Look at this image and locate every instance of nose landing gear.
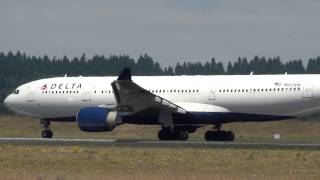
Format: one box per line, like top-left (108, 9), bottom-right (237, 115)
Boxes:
top-left (40, 119), bottom-right (53, 138)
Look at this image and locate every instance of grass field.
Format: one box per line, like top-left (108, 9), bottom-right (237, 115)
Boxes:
top-left (1, 115), bottom-right (320, 179)
top-left (0, 145), bottom-right (320, 180)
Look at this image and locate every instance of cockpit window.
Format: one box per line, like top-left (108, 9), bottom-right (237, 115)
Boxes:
top-left (12, 89), bottom-right (20, 94)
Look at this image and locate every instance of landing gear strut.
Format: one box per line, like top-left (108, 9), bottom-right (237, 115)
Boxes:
top-left (158, 128), bottom-right (189, 141)
top-left (40, 119), bottom-right (53, 138)
top-left (204, 124), bottom-right (235, 141)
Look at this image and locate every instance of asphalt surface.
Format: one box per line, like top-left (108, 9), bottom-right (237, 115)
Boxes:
top-left (0, 137), bottom-right (320, 150)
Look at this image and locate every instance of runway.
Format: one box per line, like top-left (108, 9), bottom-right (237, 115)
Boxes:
top-left (0, 137), bottom-right (320, 150)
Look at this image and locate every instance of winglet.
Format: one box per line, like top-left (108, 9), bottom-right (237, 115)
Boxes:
top-left (117, 68), bottom-right (131, 80)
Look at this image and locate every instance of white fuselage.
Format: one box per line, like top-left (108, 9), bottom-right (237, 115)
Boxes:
top-left (4, 74), bottom-right (320, 121)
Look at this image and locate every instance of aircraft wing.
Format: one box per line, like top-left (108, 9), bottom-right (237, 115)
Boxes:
top-left (111, 68), bottom-right (187, 128)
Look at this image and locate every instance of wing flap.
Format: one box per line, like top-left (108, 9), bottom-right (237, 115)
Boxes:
top-left (173, 102), bottom-right (230, 113)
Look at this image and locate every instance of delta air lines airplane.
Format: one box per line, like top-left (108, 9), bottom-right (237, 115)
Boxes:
top-left (3, 68), bottom-right (320, 141)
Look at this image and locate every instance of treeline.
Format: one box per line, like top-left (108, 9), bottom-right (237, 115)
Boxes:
top-left (1, 51), bottom-right (320, 114)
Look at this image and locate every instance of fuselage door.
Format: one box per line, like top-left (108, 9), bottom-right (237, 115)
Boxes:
top-left (302, 83), bottom-right (313, 98)
top-left (209, 90), bottom-right (216, 100)
top-left (26, 87), bottom-right (35, 102)
top-left (82, 90), bottom-right (91, 102)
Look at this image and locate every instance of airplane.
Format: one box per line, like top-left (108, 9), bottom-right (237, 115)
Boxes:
top-left (3, 68), bottom-right (320, 141)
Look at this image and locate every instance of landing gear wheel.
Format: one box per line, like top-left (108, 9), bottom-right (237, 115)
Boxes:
top-left (41, 130), bottom-right (53, 138)
top-left (158, 128), bottom-right (189, 141)
top-left (226, 131), bottom-right (235, 141)
top-left (40, 119), bottom-right (53, 138)
top-left (158, 128), bottom-right (171, 140)
top-left (174, 130), bottom-right (189, 141)
top-left (204, 130), bottom-right (235, 141)
top-left (205, 130), bottom-right (215, 141)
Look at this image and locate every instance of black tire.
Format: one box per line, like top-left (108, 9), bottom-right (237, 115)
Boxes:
top-left (215, 131), bottom-right (225, 141)
top-left (205, 130), bottom-right (214, 141)
top-left (205, 130), bottom-right (235, 141)
top-left (42, 130), bottom-right (53, 138)
top-left (47, 130), bottom-right (53, 138)
top-left (41, 130), bottom-right (48, 138)
top-left (226, 131), bottom-right (235, 141)
top-left (175, 131), bottom-right (189, 141)
top-left (158, 129), bottom-right (171, 140)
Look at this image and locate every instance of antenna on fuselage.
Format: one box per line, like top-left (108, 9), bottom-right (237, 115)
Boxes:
top-left (250, 71), bottom-right (254, 75)
top-left (64, 74), bottom-right (68, 77)
top-left (284, 72), bottom-right (288, 75)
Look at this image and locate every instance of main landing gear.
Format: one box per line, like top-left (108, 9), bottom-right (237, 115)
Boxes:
top-left (204, 124), bottom-right (235, 141)
top-left (158, 128), bottom-right (189, 141)
top-left (40, 119), bottom-right (53, 138)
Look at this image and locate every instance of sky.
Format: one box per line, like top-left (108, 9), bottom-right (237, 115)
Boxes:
top-left (1, 0), bottom-right (320, 66)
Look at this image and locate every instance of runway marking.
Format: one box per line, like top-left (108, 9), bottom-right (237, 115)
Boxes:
top-left (0, 137), bottom-right (319, 150)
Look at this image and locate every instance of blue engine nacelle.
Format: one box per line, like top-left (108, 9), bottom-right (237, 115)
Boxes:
top-left (76, 107), bottom-right (120, 132)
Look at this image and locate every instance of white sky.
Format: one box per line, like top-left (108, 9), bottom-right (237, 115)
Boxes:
top-left (1, 0), bottom-right (320, 66)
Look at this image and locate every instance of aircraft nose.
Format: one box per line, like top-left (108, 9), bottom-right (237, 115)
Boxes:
top-left (4, 96), bottom-right (9, 106)
top-left (3, 95), bottom-right (13, 109)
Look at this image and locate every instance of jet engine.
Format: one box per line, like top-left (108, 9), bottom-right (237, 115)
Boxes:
top-left (76, 107), bottom-right (120, 132)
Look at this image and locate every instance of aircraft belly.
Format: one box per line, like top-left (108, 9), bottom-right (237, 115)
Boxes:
top-left (215, 97), bottom-right (319, 116)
